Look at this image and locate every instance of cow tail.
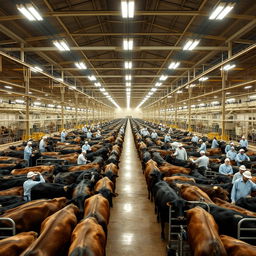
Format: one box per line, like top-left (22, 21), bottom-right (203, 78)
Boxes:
top-left (211, 240), bottom-right (227, 256)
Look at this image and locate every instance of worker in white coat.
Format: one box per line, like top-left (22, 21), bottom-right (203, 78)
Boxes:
top-left (77, 151), bottom-right (88, 165)
top-left (173, 143), bottom-right (187, 161)
top-left (190, 151), bottom-right (209, 170)
top-left (39, 136), bottom-right (47, 153)
top-left (24, 141), bottom-right (33, 167)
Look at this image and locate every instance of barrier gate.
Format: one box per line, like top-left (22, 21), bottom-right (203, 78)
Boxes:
top-left (0, 217), bottom-right (16, 239)
top-left (237, 218), bottom-right (256, 244)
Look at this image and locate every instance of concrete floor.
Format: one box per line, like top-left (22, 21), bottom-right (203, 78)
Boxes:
top-left (106, 120), bottom-right (166, 255)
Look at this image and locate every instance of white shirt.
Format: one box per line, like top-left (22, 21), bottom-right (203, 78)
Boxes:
top-left (232, 172), bottom-right (243, 184)
top-left (23, 174), bottom-right (45, 201)
top-left (173, 148), bottom-right (187, 161)
top-left (77, 154), bottom-right (87, 165)
top-left (192, 155), bottom-right (209, 168)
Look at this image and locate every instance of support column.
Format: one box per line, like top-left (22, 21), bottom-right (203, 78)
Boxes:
top-left (24, 68), bottom-right (30, 139)
top-left (175, 94), bottom-right (178, 127)
top-left (158, 102), bottom-right (161, 124)
top-left (60, 87), bottom-right (65, 130)
top-left (188, 88), bottom-right (192, 131)
top-left (75, 93), bottom-right (78, 127)
top-left (221, 70), bottom-right (227, 139)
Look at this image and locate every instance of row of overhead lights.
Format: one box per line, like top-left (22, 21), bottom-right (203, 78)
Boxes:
top-left (17, 3), bottom-right (119, 109)
top-left (136, 1), bottom-right (236, 109)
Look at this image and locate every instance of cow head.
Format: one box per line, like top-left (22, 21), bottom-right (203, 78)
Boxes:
top-left (167, 199), bottom-right (187, 220)
top-left (104, 171), bottom-right (119, 182)
top-left (97, 188), bottom-right (117, 207)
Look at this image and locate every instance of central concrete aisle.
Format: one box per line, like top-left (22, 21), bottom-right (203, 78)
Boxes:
top-left (106, 120), bottom-right (166, 255)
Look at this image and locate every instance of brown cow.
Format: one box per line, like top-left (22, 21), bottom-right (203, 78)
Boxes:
top-left (21, 204), bottom-right (79, 256)
top-left (68, 163), bottom-right (100, 172)
top-left (0, 156), bottom-right (25, 164)
top-left (163, 176), bottom-right (195, 184)
top-left (0, 163), bottom-right (16, 169)
top-left (68, 217), bottom-right (106, 256)
top-left (187, 207), bottom-right (227, 256)
top-left (11, 165), bottom-right (55, 175)
top-left (0, 231), bottom-right (38, 256)
top-left (206, 148), bottom-right (222, 156)
top-left (159, 162), bottom-right (191, 176)
top-left (220, 235), bottom-right (256, 256)
top-left (84, 194), bottom-right (110, 234)
top-left (95, 177), bottom-right (116, 207)
top-left (195, 184), bottom-right (229, 201)
top-left (0, 197), bottom-right (67, 232)
top-left (177, 184), bottom-right (214, 204)
top-left (213, 197), bottom-right (256, 217)
top-left (41, 152), bottom-right (60, 156)
top-left (0, 186), bottom-right (23, 196)
top-left (112, 145), bottom-right (121, 156)
top-left (104, 163), bottom-right (118, 189)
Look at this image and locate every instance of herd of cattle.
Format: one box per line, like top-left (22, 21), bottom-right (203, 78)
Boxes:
top-left (0, 119), bottom-right (126, 256)
top-left (131, 118), bottom-right (256, 256)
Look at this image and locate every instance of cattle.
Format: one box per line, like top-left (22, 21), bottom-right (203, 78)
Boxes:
top-left (236, 197), bottom-right (256, 212)
top-left (187, 207), bottom-right (227, 256)
top-left (213, 197), bottom-right (256, 217)
top-left (163, 176), bottom-right (195, 184)
top-left (177, 184), bottom-right (214, 203)
top-left (11, 165), bottom-right (55, 175)
top-left (206, 148), bottom-right (222, 156)
top-left (53, 171), bottom-right (83, 185)
top-left (0, 197), bottom-right (67, 232)
top-left (159, 162), bottom-right (191, 176)
top-left (20, 204), bottom-right (79, 256)
top-left (95, 177), bottom-right (116, 207)
top-left (68, 163), bottom-right (100, 172)
top-left (103, 163), bottom-right (119, 188)
top-left (41, 152), bottom-right (60, 156)
top-left (106, 153), bottom-right (119, 166)
top-left (0, 163), bottom-right (16, 170)
top-left (220, 235), bottom-right (256, 256)
top-left (154, 181), bottom-right (187, 240)
top-left (68, 217), bottom-right (106, 256)
top-left (0, 175), bottom-right (27, 190)
top-left (31, 183), bottom-right (76, 200)
top-left (0, 231), bottom-right (38, 256)
top-left (0, 195), bottom-right (23, 206)
top-left (0, 186), bottom-right (23, 196)
top-left (195, 184), bottom-right (229, 201)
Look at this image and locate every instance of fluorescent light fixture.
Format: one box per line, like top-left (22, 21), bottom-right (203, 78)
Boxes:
top-left (159, 75), bottom-right (168, 81)
top-left (249, 95), bottom-right (256, 99)
top-left (226, 98), bottom-right (235, 102)
top-left (124, 61), bottom-right (132, 69)
top-left (100, 88), bottom-right (105, 92)
top-left (57, 105), bottom-right (61, 108)
top-left (15, 99), bottom-right (25, 104)
top-left (155, 82), bottom-right (162, 87)
top-left (48, 104), bottom-right (55, 108)
top-left (244, 85), bottom-right (252, 89)
top-left (211, 101), bottom-right (219, 105)
top-left (126, 82), bottom-right (131, 87)
top-left (125, 75), bottom-right (132, 81)
top-left (34, 101), bottom-right (41, 106)
top-left (88, 75), bottom-right (96, 81)
top-left (126, 88), bottom-right (131, 92)
top-left (17, 4), bottom-right (43, 21)
top-left (103, 92), bottom-right (108, 95)
top-left (123, 38), bottom-right (133, 50)
top-left (226, 92), bottom-right (231, 95)
top-left (209, 2), bottom-right (235, 20)
top-left (167, 95), bottom-right (173, 98)
top-left (31, 66), bottom-right (43, 72)
top-left (151, 88), bottom-right (157, 92)
top-left (94, 82), bottom-right (101, 87)
top-left (4, 86), bottom-right (13, 89)
top-left (199, 77), bottom-right (208, 81)
top-left (75, 62), bottom-right (87, 69)
top-left (57, 78), bottom-right (63, 82)
top-left (168, 62), bottom-right (180, 69)
top-left (148, 92), bottom-right (153, 96)
top-left (177, 90), bottom-right (183, 94)
top-left (28, 91), bottom-right (32, 94)
top-left (183, 39), bottom-right (200, 50)
top-left (53, 40), bottom-right (70, 51)
top-left (190, 84), bottom-right (196, 88)
top-left (221, 64), bottom-right (236, 71)
top-left (121, 1), bottom-right (134, 18)
top-left (70, 86), bottom-right (76, 90)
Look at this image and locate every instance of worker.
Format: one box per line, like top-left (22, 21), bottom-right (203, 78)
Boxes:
top-left (95, 130), bottom-right (102, 139)
top-left (77, 151), bottom-right (88, 165)
top-left (160, 126), bottom-right (166, 132)
top-left (226, 146), bottom-right (237, 160)
top-left (151, 130), bottom-right (158, 140)
top-left (168, 127), bottom-right (173, 134)
top-left (39, 136), bottom-right (47, 153)
top-left (140, 127), bottom-right (144, 135)
top-left (225, 142), bottom-right (234, 154)
top-left (190, 151), bottom-right (209, 170)
top-left (82, 125), bottom-right (88, 133)
top-left (164, 133), bottom-right (171, 143)
top-left (61, 129), bottom-right (67, 142)
top-left (120, 127), bottom-right (124, 135)
top-left (239, 136), bottom-right (248, 150)
top-left (211, 137), bottom-right (219, 149)
top-left (235, 149), bottom-right (250, 166)
top-left (82, 141), bottom-right (91, 152)
top-left (232, 165), bottom-right (246, 184)
top-left (23, 171), bottom-right (45, 201)
top-left (171, 142), bottom-right (179, 150)
top-left (142, 128), bottom-right (150, 137)
top-left (198, 139), bottom-right (207, 152)
top-left (191, 134), bottom-right (199, 146)
top-left (218, 158), bottom-right (233, 176)
top-left (231, 170), bottom-right (256, 203)
top-left (87, 129), bottom-right (92, 139)
top-left (172, 143), bottom-right (187, 161)
top-left (24, 141), bottom-right (33, 167)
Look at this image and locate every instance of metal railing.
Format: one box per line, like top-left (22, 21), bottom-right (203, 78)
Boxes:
top-left (0, 217), bottom-right (16, 239)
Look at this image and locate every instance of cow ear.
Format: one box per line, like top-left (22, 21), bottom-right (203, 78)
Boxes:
top-left (63, 186), bottom-right (68, 192)
top-left (111, 192), bottom-right (118, 197)
top-left (213, 186), bottom-right (218, 190)
top-left (166, 202), bottom-right (172, 207)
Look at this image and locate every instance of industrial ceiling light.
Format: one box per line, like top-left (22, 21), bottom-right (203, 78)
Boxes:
top-left (57, 78), bottom-right (63, 82)
top-left (159, 75), bottom-right (168, 81)
top-left (124, 61), bottom-right (132, 69)
top-left (226, 92), bottom-right (231, 95)
top-left (123, 38), bottom-right (133, 50)
top-left (155, 82), bottom-right (162, 87)
top-left (125, 75), bottom-right (132, 81)
top-left (199, 77), bottom-right (208, 81)
top-left (100, 88), bottom-right (105, 92)
top-left (244, 85), bottom-right (252, 89)
top-left (209, 2), bottom-right (235, 20)
top-left (17, 4), bottom-right (43, 21)
top-left (4, 86), bottom-right (13, 89)
top-left (34, 101), bottom-right (41, 106)
top-left (126, 82), bottom-right (131, 87)
top-left (176, 90), bottom-right (183, 94)
top-left (15, 99), bottom-right (25, 104)
top-left (121, 0), bottom-right (134, 18)
top-left (88, 75), bottom-right (96, 81)
top-left (94, 82), bottom-right (101, 87)
top-left (221, 64), bottom-right (236, 71)
top-left (168, 62), bottom-right (180, 69)
top-left (183, 39), bottom-right (200, 51)
top-left (31, 66), bottom-right (43, 72)
top-left (53, 40), bottom-right (70, 51)
top-left (103, 92), bottom-right (108, 96)
top-left (151, 88), bottom-right (157, 92)
top-left (148, 92), bottom-right (153, 96)
top-left (75, 62), bottom-right (87, 69)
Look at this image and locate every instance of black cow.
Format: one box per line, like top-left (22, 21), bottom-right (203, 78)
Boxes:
top-left (236, 197), bottom-right (256, 212)
top-left (0, 195), bottom-right (23, 207)
top-left (106, 154), bottom-right (119, 166)
top-left (0, 175), bottom-right (26, 190)
top-left (76, 169), bottom-right (101, 184)
top-left (154, 181), bottom-right (187, 240)
top-left (54, 171), bottom-right (84, 185)
top-left (31, 183), bottom-right (76, 200)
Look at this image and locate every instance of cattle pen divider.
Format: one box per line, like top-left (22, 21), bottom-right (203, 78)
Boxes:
top-left (237, 218), bottom-right (256, 243)
top-left (0, 217), bottom-right (16, 239)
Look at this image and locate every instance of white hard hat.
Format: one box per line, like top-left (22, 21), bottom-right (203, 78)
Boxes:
top-left (82, 150), bottom-right (87, 153)
top-left (239, 165), bottom-right (246, 171)
top-left (242, 136), bottom-right (245, 139)
top-left (231, 146), bottom-right (235, 150)
top-left (200, 151), bottom-right (205, 154)
top-left (243, 170), bottom-right (252, 179)
top-left (199, 139), bottom-right (203, 142)
top-left (84, 141), bottom-right (88, 144)
top-left (27, 141), bottom-right (32, 145)
top-left (27, 171), bottom-right (37, 178)
top-left (225, 158), bottom-right (230, 162)
top-left (43, 136), bottom-right (47, 139)
top-left (230, 142), bottom-right (234, 145)
top-left (178, 143), bottom-right (183, 147)
top-left (239, 149), bottom-right (245, 152)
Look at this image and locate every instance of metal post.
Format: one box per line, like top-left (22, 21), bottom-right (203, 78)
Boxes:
top-left (188, 88), bottom-right (192, 131)
top-left (158, 102), bottom-right (161, 124)
top-left (24, 68), bottom-right (30, 139)
top-left (60, 87), bottom-right (65, 130)
top-left (75, 93), bottom-right (78, 127)
top-left (175, 94), bottom-right (178, 127)
top-left (221, 70), bottom-right (226, 139)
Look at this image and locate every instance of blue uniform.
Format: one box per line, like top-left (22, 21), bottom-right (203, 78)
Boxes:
top-left (61, 131), bottom-right (67, 142)
top-left (151, 132), bottom-right (158, 139)
top-left (39, 139), bottom-right (46, 152)
top-left (23, 174), bottom-right (45, 201)
top-left (236, 153), bottom-right (250, 166)
top-left (226, 150), bottom-right (237, 160)
top-left (231, 178), bottom-right (256, 202)
top-left (24, 145), bottom-right (32, 166)
top-left (164, 135), bottom-right (171, 143)
top-left (240, 139), bottom-right (248, 148)
top-left (218, 163), bottom-right (233, 175)
top-left (191, 136), bottom-right (199, 143)
top-left (82, 144), bottom-right (91, 152)
top-left (211, 139), bottom-right (219, 149)
top-left (87, 132), bottom-right (92, 139)
top-left (225, 145), bottom-right (231, 154)
top-left (199, 143), bottom-right (206, 152)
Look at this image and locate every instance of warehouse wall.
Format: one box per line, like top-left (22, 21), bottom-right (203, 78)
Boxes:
top-left (114, 108), bottom-right (142, 118)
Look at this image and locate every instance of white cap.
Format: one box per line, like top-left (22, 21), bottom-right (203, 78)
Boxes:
top-left (225, 158), bottom-right (230, 162)
top-left (27, 141), bottom-right (32, 145)
top-left (27, 171), bottom-right (37, 178)
top-left (200, 151), bottom-right (205, 154)
top-left (231, 146), bottom-right (235, 150)
top-left (84, 141), bottom-right (88, 144)
top-left (82, 150), bottom-right (87, 153)
top-left (230, 142), bottom-right (234, 145)
top-left (239, 149), bottom-right (245, 152)
top-left (199, 139), bottom-right (203, 142)
top-left (242, 136), bottom-right (245, 139)
top-left (43, 136), bottom-right (47, 139)
top-left (239, 165), bottom-right (246, 171)
top-left (243, 170), bottom-right (252, 179)
top-left (178, 143), bottom-right (183, 147)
